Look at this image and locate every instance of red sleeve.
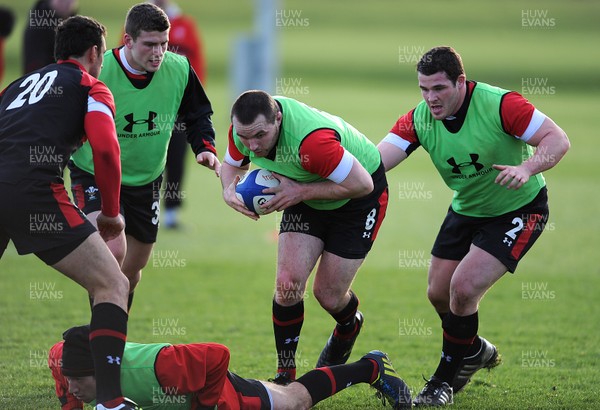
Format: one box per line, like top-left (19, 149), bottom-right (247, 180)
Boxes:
top-left (155, 343), bottom-right (230, 408)
top-left (84, 82), bottom-right (121, 217)
top-left (82, 73), bottom-right (116, 117)
top-left (390, 109), bottom-right (419, 143)
top-left (299, 129), bottom-right (344, 178)
top-left (383, 109), bottom-right (421, 155)
top-left (48, 342), bottom-right (84, 410)
top-left (500, 92), bottom-right (536, 137)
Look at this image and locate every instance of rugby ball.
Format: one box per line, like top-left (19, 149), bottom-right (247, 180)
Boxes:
top-left (235, 169), bottom-right (280, 215)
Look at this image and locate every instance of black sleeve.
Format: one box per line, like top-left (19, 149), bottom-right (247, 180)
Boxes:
top-left (177, 64), bottom-right (217, 157)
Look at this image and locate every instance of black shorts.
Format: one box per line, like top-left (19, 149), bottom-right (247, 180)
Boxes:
top-left (69, 163), bottom-right (161, 244)
top-left (0, 179), bottom-right (96, 265)
top-left (431, 187), bottom-right (549, 273)
top-left (279, 163), bottom-right (389, 259)
top-left (226, 372), bottom-right (272, 410)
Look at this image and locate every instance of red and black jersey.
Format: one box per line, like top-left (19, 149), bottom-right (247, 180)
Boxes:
top-left (0, 60), bottom-right (121, 216)
top-left (0, 60), bottom-right (109, 182)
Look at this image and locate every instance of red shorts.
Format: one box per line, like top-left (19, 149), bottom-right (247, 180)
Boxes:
top-left (155, 343), bottom-right (271, 410)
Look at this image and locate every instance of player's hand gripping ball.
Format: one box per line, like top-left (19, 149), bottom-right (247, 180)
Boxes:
top-left (235, 169), bottom-right (280, 215)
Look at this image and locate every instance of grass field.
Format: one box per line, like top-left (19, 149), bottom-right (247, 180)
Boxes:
top-left (0, 0), bottom-right (598, 409)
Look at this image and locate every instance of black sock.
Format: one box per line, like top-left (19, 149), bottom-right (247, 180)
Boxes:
top-left (273, 299), bottom-right (304, 378)
top-left (437, 311), bottom-right (447, 322)
top-left (90, 302), bottom-right (128, 406)
top-left (90, 293), bottom-right (134, 313)
top-left (331, 291), bottom-right (359, 336)
top-left (464, 335), bottom-right (482, 357)
top-left (127, 292), bottom-right (135, 312)
top-left (296, 358), bottom-right (376, 406)
top-left (433, 311), bottom-right (478, 383)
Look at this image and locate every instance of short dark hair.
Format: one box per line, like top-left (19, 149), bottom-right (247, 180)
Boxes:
top-left (61, 325), bottom-right (94, 377)
top-left (231, 90), bottom-right (279, 125)
top-left (54, 15), bottom-right (106, 61)
top-left (417, 46), bottom-right (465, 84)
top-left (125, 3), bottom-right (170, 40)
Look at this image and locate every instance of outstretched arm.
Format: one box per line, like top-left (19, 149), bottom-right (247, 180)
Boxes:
top-left (377, 140), bottom-right (409, 171)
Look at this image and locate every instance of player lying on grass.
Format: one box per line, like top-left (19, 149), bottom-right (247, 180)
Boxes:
top-left (49, 325), bottom-right (412, 409)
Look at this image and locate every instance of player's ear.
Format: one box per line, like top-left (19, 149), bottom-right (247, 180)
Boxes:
top-left (85, 45), bottom-right (97, 65)
top-left (123, 33), bottom-right (134, 49)
top-left (89, 44), bottom-right (101, 64)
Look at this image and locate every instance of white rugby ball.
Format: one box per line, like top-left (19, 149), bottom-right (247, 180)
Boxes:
top-left (235, 169), bottom-right (280, 215)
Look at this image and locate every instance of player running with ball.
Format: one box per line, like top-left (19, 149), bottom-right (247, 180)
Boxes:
top-left (221, 90), bottom-right (389, 385)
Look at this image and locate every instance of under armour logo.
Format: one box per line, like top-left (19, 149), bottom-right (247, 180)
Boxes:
top-left (362, 232), bottom-right (372, 239)
top-left (441, 351), bottom-right (452, 363)
top-left (284, 336), bottom-right (300, 344)
top-left (447, 154), bottom-right (484, 174)
top-left (123, 111), bottom-right (157, 132)
top-left (503, 237), bottom-right (513, 246)
top-left (106, 355), bottom-right (121, 365)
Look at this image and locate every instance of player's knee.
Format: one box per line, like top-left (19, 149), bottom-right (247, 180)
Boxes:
top-left (273, 383), bottom-right (311, 410)
top-left (123, 270), bottom-right (141, 291)
top-left (89, 267), bottom-right (129, 302)
top-left (427, 285), bottom-right (449, 310)
top-left (108, 270), bottom-right (130, 296)
top-left (274, 275), bottom-right (306, 304)
top-left (449, 281), bottom-right (479, 311)
top-left (313, 287), bottom-right (343, 312)
top-left (110, 246), bottom-right (126, 266)
top-left (122, 258), bottom-right (148, 278)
